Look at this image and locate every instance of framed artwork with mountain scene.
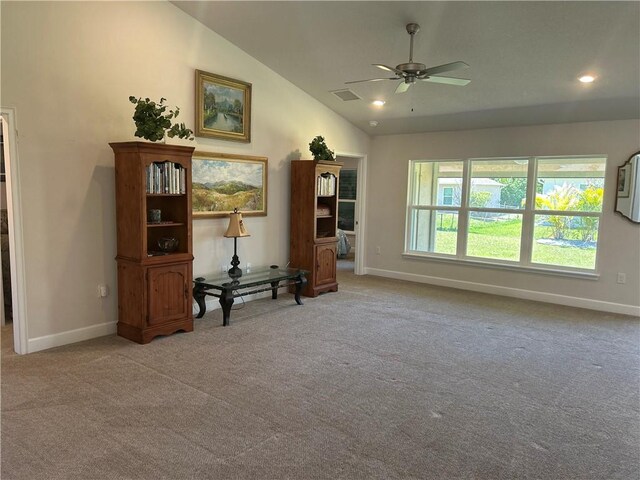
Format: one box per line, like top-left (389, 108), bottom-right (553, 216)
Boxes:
top-left (192, 151), bottom-right (267, 218)
top-left (195, 69), bottom-right (251, 143)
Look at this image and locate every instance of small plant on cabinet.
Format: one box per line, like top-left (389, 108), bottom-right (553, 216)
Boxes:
top-left (309, 135), bottom-right (335, 161)
top-left (129, 96), bottom-right (194, 142)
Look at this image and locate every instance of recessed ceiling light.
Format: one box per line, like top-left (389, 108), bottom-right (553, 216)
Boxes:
top-left (579, 75), bottom-right (595, 83)
top-left (372, 100), bottom-right (386, 107)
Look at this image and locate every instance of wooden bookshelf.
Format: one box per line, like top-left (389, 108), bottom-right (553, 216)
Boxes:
top-left (290, 160), bottom-right (342, 297)
top-left (111, 141), bottom-right (195, 344)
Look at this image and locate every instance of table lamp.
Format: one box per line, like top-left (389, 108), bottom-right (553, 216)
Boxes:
top-left (223, 208), bottom-right (250, 279)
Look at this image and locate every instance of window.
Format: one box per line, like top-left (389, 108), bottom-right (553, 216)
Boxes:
top-left (406, 156), bottom-right (606, 272)
top-left (338, 169), bottom-right (357, 232)
top-left (442, 187), bottom-right (454, 206)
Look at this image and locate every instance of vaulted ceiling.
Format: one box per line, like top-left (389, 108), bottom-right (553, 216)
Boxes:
top-left (173, 1), bottom-right (640, 136)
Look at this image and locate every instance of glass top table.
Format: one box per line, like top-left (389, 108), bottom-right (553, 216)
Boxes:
top-left (192, 267), bottom-right (308, 326)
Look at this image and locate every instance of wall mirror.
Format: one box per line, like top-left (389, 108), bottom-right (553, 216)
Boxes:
top-left (615, 151), bottom-right (640, 223)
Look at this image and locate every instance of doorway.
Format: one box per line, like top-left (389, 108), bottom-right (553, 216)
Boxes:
top-left (0, 118), bottom-right (10, 327)
top-left (1, 108), bottom-right (27, 354)
top-left (336, 153), bottom-right (366, 275)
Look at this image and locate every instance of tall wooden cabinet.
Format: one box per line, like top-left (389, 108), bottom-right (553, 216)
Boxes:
top-left (290, 160), bottom-right (343, 297)
top-left (111, 141), bottom-right (195, 344)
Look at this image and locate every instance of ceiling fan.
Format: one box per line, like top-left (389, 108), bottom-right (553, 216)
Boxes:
top-left (346, 23), bottom-right (471, 94)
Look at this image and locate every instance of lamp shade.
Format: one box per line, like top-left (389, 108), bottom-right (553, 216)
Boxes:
top-left (223, 208), bottom-right (250, 238)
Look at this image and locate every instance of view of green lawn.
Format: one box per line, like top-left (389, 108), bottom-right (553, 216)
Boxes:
top-left (434, 216), bottom-right (596, 269)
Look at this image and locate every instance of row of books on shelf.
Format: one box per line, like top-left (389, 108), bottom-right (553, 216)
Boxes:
top-left (317, 174), bottom-right (336, 196)
top-left (146, 161), bottom-right (186, 194)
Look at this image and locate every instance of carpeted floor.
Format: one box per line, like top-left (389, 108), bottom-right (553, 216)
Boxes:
top-left (2, 270), bottom-right (639, 479)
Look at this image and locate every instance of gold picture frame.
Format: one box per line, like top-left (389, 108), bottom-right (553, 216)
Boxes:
top-left (195, 69), bottom-right (251, 143)
top-left (192, 151), bottom-right (267, 218)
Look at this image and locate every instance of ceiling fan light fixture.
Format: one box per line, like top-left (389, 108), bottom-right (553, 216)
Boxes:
top-left (372, 100), bottom-right (386, 107)
top-left (578, 75), bottom-right (596, 83)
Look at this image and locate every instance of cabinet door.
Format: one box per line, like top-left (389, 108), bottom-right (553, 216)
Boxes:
top-left (147, 263), bottom-right (190, 326)
top-left (315, 243), bottom-right (337, 286)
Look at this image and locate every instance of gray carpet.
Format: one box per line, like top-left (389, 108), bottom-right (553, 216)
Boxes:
top-left (2, 271), bottom-right (639, 479)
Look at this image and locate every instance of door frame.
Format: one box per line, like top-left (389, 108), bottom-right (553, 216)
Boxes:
top-left (1, 107), bottom-right (28, 354)
top-left (336, 151), bottom-right (366, 275)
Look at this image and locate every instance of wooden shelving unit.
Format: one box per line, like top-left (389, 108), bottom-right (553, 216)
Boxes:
top-left (111, 141), bottom-right (195, 344)
top-left (290, 160), bottom-right (342, 297)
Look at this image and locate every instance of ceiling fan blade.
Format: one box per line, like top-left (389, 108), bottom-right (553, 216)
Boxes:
top-left (422, 61), bottom-right (469, 77)
top-left (374, 64), bottom-right (406, 76)
top-left (421, 76), bottom-right (471, 86)
top-left (395, 81), bottom-right (411, 94)
top-left (345, 77), bottom-right (398, 85)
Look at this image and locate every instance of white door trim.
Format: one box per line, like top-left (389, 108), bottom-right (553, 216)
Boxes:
top-left (336, 151), bottom-right (367, 275)
top-left (1, 108), bottom-right (28, 354)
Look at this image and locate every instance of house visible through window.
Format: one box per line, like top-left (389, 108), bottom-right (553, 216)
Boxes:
top-left (406, 156), bottom-right (606, 272)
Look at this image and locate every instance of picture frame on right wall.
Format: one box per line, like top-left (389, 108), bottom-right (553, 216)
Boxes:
top-left (195, 69), bottom-right (252, 143)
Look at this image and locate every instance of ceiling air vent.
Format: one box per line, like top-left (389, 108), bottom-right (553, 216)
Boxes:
top-left (331, 89), bottom-right (361, 101)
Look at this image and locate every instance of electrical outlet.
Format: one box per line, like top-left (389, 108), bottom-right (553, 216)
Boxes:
top-left (246, 263), bottom-right (252, 273)
top-left (617, 272), bottom-right (626, 284)
top-left (376, 246), bottom-right (381, 255)
top-left (97, 284), bottom-right (109, 298)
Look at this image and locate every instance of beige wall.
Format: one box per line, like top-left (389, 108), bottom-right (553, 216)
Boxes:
top-left (367, 120), bottom-right (640, 312)
top-left (1, 1), bottom-right (369, 348)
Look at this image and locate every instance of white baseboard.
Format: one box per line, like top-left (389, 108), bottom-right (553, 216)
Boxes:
top-left (365, 267), bottom-right (640, 316)
top-left (26, 292), bottom-right (272, 353)
top-left (28, 321), bottom-right (117, 353)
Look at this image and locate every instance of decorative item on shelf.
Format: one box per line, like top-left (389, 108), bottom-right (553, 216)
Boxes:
top-left (148, 209), bottom-right (162, 224)
top-left (157, 237), bottom-right (179, 253)
top-left (223, 208), bottom-right (250, 280)
top-left (316, 204), bottom-right (331, 216)
top-left (129, 96), bottom-right (194, 142)
top-left (309, 135), bottom-right (335, 161)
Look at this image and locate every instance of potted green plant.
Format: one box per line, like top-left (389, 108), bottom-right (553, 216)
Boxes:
top-left (309, 135), bottom-right (335, 161)
top-left (129, 96), bottom-right (194, 142)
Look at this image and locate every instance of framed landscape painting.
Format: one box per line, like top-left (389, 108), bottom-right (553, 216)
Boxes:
top-left (192, 151), bottom-right (267, 218)
top-left (195, 69), bottom-right (252, 143)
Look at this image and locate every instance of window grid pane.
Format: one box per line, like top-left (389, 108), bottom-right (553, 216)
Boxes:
top-left (339, 169), bottom-right (357, 200)
top-left (411, 208), bottom-right (458, 255)
top-left (535, 157), bottom-right (605, 213)
top-left (412, 161), bottom-right (464, 206)
top-left (338, 201), bottom-right (355, 231)
top-left (470, 159), bottom-right (529, 210)
top-left (466, 214), bottom-right (523, 261)
top-left (532, 214), bottom-right (599, 269)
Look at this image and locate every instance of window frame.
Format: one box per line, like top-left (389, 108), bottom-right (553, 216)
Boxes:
top-left (404, 155), bottom-right (606, 275)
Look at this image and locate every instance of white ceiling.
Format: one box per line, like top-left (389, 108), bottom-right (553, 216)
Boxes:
top-left (173, 1), bottom-right (640, 136)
